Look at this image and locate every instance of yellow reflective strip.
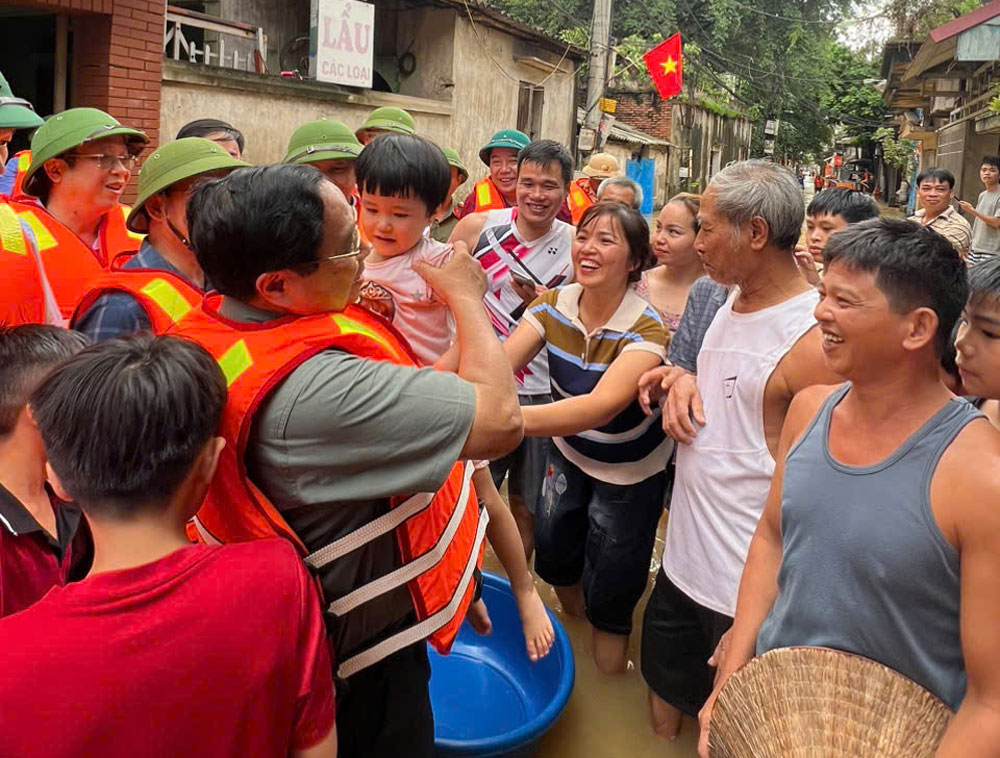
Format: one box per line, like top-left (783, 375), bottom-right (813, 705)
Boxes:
top-left (17, 210), bottom-right (58, 251)
top-left (0, 205), bottom-right (28, 255)
top-left (217, 338), bottom-right (253, 387)
top-left (17, 153), bottom-right (30, 171)
top-left (332, 313), bottom-right (403, 360)
top-left (476, 182), bottom-right (491, 207)
top-left (121, 205), bottom-right (145, 241)
top-left (140, 278), bottom-right (194, 324)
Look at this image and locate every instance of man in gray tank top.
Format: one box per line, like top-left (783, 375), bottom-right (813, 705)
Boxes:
top-left (698, 218), bottom-right (1000, 757)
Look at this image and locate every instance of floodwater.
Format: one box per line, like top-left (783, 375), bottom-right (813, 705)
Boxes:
top-left (483, 511), bottom-right (700, 758)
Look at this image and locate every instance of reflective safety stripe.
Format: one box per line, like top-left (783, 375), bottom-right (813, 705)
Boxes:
top-left (477, 182), bottom-right (492, 207)
top-left (331, 312), bottom-right (406, 361)
top-left (121, 206), bottom-right (144, 242)
top-left (17, 210), bottom-right (58, 251)
top-left (17, 153), bottom-right (29, 172)
top-left (141, 278), bottom-right (195, 324)
top-left (190, 515), bottom-right (223, 545)
top-left (0, 205), bottom-right (27, 255)
top-left (305, 491), bottom-right (434, 569)
top-left (218, 339), bottom-right (253, 386)
top-left (327, 462), bottom-right (475, 617)
top-left (337, 500), bottom-right (488, 679)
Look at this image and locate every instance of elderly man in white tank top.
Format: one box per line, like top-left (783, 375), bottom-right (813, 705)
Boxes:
top-left (637, 160), bottom-right (839, 743)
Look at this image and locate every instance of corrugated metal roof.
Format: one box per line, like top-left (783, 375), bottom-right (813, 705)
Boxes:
top-left (576, 108), bottom-right (672, 147)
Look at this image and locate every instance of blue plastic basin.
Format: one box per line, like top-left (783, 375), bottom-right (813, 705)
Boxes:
top-left (429, 572), bottom-right (575, 758)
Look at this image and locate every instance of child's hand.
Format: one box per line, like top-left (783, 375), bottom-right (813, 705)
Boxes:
top-left (413, 243), bottom-right (487, 302)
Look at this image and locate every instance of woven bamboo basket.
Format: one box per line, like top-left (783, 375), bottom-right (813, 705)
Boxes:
top-left (708, 647), bottom-right (955, 757)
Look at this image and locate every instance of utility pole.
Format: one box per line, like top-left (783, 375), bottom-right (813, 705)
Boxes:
top-left (581, 0), bottom-right (613, 159)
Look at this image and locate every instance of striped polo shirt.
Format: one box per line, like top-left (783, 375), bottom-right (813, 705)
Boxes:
top-left (524, 283), bottom-right (673, 484)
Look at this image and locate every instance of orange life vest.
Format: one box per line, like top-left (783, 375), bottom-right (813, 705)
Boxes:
top-left (568, 177), bottom-right (596, 225)
top-left (172, 295), bottom-right (486, 678)
top-left (6, 198), bottom-right (143, 320)
top-left (0, 201), bottom-right (47, 325)
top-left (351, 187), bottom-right (371, 245)
top-left (472, 177), bottom-right (508, 213)
top-left (70, 255), bottom-right (203, 334)
top-left (7, 151), bottom-right (31, 199)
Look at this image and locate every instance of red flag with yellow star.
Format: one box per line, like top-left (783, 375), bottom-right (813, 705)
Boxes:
top-left (644, 33), bottom-right (683, 99)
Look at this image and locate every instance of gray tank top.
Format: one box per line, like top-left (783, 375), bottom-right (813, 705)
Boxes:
top-left (757, 383), bottom-right (981, 709)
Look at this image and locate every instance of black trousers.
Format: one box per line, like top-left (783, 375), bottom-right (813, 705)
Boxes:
top-left (335, 641), bottom-right (435, 758)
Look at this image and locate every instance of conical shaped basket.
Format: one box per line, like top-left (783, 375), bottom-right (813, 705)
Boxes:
top-left (709, 647), bottom-right (954, 757)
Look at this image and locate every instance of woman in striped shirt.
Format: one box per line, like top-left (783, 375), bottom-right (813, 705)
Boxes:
top-left (504, 202), bottom-right (673, 675)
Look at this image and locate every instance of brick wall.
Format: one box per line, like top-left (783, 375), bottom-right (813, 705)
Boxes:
top-left (608, 90), bottom-right (672, 142)
top-left (10, 0), bottom-right (165, 200)
top-left (76, 0), bottom-right (165, 150)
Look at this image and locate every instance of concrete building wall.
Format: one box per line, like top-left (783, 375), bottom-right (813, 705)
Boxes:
top-left (161, 9), bottom-right (579, 205)
top-left (160, 61), bottom-right (453, 164)
top-left (449, 12), bottom-right (577, 191)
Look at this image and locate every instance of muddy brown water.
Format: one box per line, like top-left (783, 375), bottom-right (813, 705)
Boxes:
top-left (482, 510), bottom-right (699, 758)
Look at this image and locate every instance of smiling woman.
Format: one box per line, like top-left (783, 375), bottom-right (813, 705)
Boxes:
top-left (502, 201), bottom-right (673, 677)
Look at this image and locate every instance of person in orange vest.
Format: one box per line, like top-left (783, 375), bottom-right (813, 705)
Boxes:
top-left (71, 138), bottom-right (247, 340)
top-left (568, 152), bottom-right (623, 225)
top-left (0, 70), bottom-right (60, 326)
top-left (171, 163), bottom-right (523, 758)
top-left (7, 108), bottom-right (148, 320)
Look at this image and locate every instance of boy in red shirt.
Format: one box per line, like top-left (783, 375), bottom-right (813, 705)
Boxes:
top-left (0, 334), bottom-right (336, 758)
top-left (0, 325), bottom-right (91, 617)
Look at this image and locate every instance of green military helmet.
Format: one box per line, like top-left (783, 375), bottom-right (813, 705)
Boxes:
top-left (356, 106), bottom-right (416, 139)
top-left (284, 119), bottom-right (363, 164)
top-left (23, 107), bottom-right (148, 195)
top-left (126, 137), bottom-right (248, 233)
top-left (478, 129), bottom-right (530, 166)
top-left (441, 147), bottom-right (468, 185)
top-left (0, 71), bottom-right (44, 130)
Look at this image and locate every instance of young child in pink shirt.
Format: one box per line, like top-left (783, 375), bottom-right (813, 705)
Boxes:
top-left (357, 134), bottom-right (553, 660)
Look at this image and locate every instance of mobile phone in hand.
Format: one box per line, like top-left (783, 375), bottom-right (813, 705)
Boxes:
top-left (510, 272), bottom-right (535, 288)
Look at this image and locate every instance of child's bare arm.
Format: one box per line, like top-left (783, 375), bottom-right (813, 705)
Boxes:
top-left (433, 342), bottom-right (461, 373)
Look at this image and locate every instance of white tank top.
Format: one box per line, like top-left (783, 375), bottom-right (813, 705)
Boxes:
top-left (662, 286), bottom-right (818, 616)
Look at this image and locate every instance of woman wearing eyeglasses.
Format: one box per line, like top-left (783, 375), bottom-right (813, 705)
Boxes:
top-left (70, 138), bottom-right (248, 341)
top-left (4, 108), bottom-right (148, 319)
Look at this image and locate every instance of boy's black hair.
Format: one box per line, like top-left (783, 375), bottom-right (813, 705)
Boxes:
top-left (30, 335), bottom-right (226, 517)
top-left (355, 133), bottom-right (450, 214)
top-left (983, 156), bottom-right (1000, 172)
top-left (577, 202), bottom-right (651, 284)
top-left (824, 218), bottom-right (968, 357)
top-left (176, 118), bottom-right (245, 153)
top-left (517, 140), bottom-right (573, 188)
top-left (967, 255), bottom-right (1000, 311)
top-left (915, 167), bottom-right (956, 189)
top-left (806, 188), bottom-right (879, 224)
top-left (188, 163), bottom-right (330, 300)
top-left (0, 325), bottom-right (89, 435)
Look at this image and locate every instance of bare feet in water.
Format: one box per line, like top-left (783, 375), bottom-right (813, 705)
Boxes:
top-left (515, 585), bottom-right (555, 662)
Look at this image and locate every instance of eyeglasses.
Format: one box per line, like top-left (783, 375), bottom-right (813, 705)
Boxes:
top-left (317, 228), bottom-right (365, 263)
top-left (291, 228), bottom-right (365, 270)
top-left (67, 153), bottom-right (139, 171)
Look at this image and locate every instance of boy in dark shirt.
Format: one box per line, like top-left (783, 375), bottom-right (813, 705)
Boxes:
top-left (0, 334), bottom-right (336, 758)
top-left (0, 325), bottom-right (90, 617)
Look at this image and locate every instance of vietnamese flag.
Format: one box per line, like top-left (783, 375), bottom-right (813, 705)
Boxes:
top-left (644, 33), bottom-right (683, 99)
